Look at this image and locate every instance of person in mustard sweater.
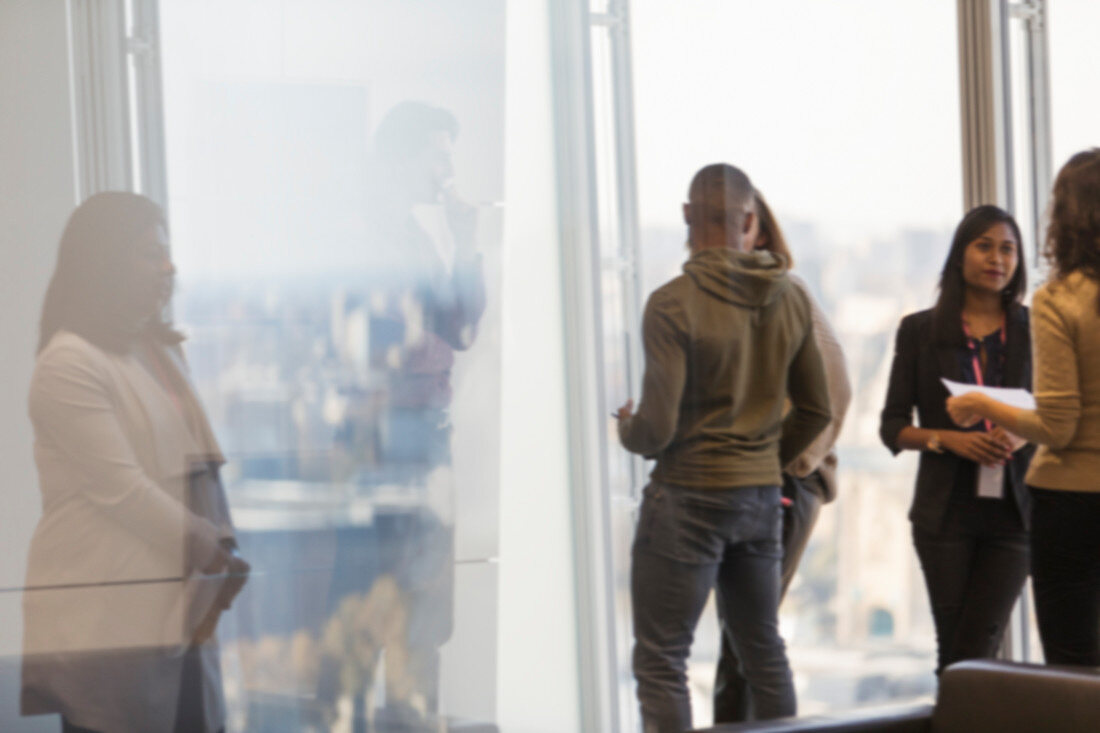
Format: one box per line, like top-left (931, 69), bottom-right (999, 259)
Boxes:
top-left (616, 163), bottom-right (830, 731)
top-left (948, 148), bottom-right (1100, 667)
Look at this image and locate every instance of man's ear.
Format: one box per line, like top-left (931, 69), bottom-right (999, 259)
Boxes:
top-left (741, 210), bottom-right (756, 236)
top-left (683, 202), bottom-right (693, 225)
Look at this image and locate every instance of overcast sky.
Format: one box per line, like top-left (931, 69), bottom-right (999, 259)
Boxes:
top-left (630, 0), bottom-right (1099, 248)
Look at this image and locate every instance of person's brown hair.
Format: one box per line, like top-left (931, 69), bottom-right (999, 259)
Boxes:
top-left (752, 191), bottom-right (793, 267)
top-left (1044, 148), bottom-right (1100, 313)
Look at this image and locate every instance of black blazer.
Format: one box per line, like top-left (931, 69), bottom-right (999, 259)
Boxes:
top-left (879, 307), bottom-right (1035, 533)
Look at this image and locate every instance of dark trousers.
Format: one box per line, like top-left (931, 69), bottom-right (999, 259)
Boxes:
top-left (1030, 487), bottom-right (1100, 666)
top-left (631, 483), bottom-right (795, 733)
top-left (62, 721), bottom-right (225, 733)
top-left (713, 471), bottom-right (824, 723)
top-left (56, 645), bottom-right (217, 733)
top-left (913, 498), bottom-right (1029, 674)
top-left (61, 717), bottom-right (224, 730)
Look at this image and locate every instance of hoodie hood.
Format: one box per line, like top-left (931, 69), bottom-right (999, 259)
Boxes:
top-left (683, 247), bottom-right (790, 308)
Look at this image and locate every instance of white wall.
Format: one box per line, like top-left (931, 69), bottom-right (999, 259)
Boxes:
top-left (0, 1), bottom-right (78, 729)
top-left (496, 1), bottom-right (583, 731)
top-left (0, 0), bottom-right (78, 653)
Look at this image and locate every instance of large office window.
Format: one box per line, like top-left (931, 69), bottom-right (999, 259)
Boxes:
top-left (156, 2), bottom-right (507, 726)
top-left (1048, 1), bottom-right (1100, 174)
top-left (621, 0), bottom-right (963, 720)
top-left (1009, 0), bottom-right (1100, 665)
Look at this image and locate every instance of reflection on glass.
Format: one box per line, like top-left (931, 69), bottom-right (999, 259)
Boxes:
top-left (23, 192), bottom-right (250, 733)
top-left (306, 100), bottom-right (486, 727)
top-left (139, 1), bottom-right (504, 730)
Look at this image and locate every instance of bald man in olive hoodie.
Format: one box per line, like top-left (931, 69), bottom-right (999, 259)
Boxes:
top-left (617, 164), bottom-right (830, 732)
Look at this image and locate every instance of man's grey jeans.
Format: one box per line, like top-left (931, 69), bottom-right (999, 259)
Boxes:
top-left (631, 482), bottom-right (796, 732)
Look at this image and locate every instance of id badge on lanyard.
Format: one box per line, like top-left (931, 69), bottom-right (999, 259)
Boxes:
top-left (963, 319), bottom-right (1006, 499)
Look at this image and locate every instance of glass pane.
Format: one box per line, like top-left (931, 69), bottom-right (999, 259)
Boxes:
top-left (590, 21), bottom-right (644, 733)
top-left (1026, 0), bottom-right (1100, 664)
top-left (1048, 0), bottom-right (1100, 173)
top-left (1, 1), bottom-right (584, 733)
top-left (626, 0), bottom-right (962, 723)
top-left (1008, 17), bottom-right (1038, 265)
top-left (156, 1), bottom-right (507, 728)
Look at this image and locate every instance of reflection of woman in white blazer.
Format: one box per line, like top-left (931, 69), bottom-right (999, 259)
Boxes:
top-left (21, 193), bottom-right (248, 733)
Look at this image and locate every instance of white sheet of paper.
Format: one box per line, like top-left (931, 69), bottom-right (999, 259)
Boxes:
top-left (977, 463), bottom-right (1005, 499)
top-left (941, 378), bottom-right (1037, 409)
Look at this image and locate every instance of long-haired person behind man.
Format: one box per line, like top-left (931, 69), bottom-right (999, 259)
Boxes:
top-left (713, 190), bottom-right (853, 722)
top-left (616, 164), bottom-right (831, 731)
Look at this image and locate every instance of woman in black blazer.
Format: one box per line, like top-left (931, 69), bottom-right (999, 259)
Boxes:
top-left (880, 205), bottom-right (1034, 674)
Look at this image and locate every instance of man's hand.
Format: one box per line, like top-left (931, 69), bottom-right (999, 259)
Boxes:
top-left (443, 187), bottom-right (478, 255)
top-left (941, 430), bottom-right (1012, 466)
top-left (615, 399), bottom-right (634, 422)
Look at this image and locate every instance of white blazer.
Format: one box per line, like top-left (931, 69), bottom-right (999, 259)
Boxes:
top-left (22, 330), bottom-right (232, 733)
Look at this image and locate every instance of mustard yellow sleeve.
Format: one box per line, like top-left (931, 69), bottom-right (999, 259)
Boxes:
top-left (1015, 287), bottom-right (1081, 449)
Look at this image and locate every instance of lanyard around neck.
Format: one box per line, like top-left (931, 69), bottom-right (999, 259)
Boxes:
top-left (961, 316), bottom-right (1006, 431)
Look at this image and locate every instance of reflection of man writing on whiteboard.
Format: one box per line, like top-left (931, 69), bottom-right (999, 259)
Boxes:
top-left (326, 101), bottom-right (486, 723)
top-left (367, 101), bottom-right (485, 718)
top-left (364, 102), bottom-right (487, 495)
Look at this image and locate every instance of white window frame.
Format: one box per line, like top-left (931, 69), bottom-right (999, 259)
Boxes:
top-left (957, 0), bottom-right (1053, 662)
top-left (69, 0), bottom-right (167, 206)
top-left (548, 1), bottom-right (626, 729)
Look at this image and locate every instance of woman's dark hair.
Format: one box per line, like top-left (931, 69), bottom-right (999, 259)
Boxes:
top-left (1044, 148), bottom-right (1100, 313)
top-left (931, 204), bottom-right (1027, 344)
top-left (38, 191), bottom-right (182, 354)
top-left (752, 190), bottom-right (793, 267)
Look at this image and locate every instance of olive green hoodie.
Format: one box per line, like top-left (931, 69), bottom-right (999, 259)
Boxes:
top-left (619, 247), bottom-right (831, 489)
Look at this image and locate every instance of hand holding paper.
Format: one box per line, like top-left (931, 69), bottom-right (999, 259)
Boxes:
top-left (942, 378), bottom-right (1036, 407)
top-left (946, 395), bottom-right (983, 428)
top-left (943, 378), bottom-right (1036, 428)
